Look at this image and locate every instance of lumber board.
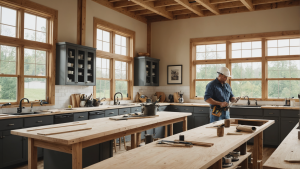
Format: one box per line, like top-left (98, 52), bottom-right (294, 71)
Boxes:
top-left (131, 0), bottom-right (174, 19)
top-left (195, 0), bottom-right (220, 14)
top-left (85, 119), bottom-right (274, 169)
top-left (264, 123), bottom-right (300, 169)
top-left (174, 0), bottom-right (204, 16)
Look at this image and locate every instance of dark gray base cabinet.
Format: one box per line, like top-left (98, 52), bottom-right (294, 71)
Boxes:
top-left (280, 117), bottom-right (298, 142)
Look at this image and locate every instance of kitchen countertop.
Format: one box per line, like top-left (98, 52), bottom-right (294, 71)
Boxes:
top-left (0, 103), bottom-right (298, 120)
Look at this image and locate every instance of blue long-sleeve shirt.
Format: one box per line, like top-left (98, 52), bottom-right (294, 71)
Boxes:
top-left (204, 78), bottom-right (234, 109)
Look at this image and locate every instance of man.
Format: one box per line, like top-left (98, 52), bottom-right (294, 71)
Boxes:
top-left (204, 67), bottom-right (239, 122)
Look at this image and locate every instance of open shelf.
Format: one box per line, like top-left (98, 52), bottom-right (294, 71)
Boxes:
top-left (227, 152), bottom-right (252, 169)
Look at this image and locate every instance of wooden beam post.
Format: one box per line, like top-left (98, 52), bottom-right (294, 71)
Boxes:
top-left (164, 125), bottom-right (168, 137)
top-left (208, 159), bottom-right (222, 169)
top-left (240, 0), bottom-right (254, 11)
top-left (174, 0), bottom-right (204, 16)
top-left (72, 142), bottom-right (83, 169)
top-left (147, 22), bottom-right (151, 54)
top-left (183, 117), bottom-right (187, 131)
top-left (28, 138), bottom-right (38, 169)
top-left (253, 134), bottom-right (259, 169)
top-left (77, 0), bottom-right (86, 45)
top-left (195, 0), bottom-right (220, 15)
top-left (136, 132), bottom-right (141, 147)
top-left (169, 124), bottom-right (173, 136)
top-left (131, 133), bottom-right (136, 149)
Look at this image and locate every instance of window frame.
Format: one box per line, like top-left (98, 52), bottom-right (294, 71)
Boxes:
top-left (0, 1), bottom-right (57, 107)
top-left (190, 30), bottom-right (300, 101)
top-left (93, 17), bottom-right (134, 101)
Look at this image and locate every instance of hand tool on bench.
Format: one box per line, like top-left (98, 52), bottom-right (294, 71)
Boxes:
top-left (174, 140), bottom-right (214, 147)
top-left (157, 140), bottom-right (193, 147)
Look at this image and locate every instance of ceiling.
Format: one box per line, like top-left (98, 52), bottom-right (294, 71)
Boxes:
top-left (93, 0), bottom-right (300, 23)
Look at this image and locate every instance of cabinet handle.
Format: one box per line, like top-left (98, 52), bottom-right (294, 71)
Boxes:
top-left (79, 116), bottom-right (84, 118)
top-left (37, 121), bottom-right (43, 123)
top-left (8, 124), bottom-right (14, 126)
top-left (109, 112), bottom-right (114, 114)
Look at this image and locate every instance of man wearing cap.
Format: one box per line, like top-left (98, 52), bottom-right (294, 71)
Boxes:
top-left (204, 67), bottom-right (239, 122)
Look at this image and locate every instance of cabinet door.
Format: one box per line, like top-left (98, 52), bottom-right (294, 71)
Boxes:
top-left (263, 117), bottom-right (280, 146)
top-left (194, 114), bottom-right (209, 128)
top-left (145, 60), bottom-right (152, 86)
top-left (151, 61), bottom-right (159, 86)
top-left (76, 47), bottom-right (87, 85)
top-left (281, 118), bottom-right (298, 142)
top-left (66, 45), bottom-right (77, 85)
top-left (1, 131), bottom-right (24, 168)
top-left (188, 115), bottom-right (194, 130)
top-left (86, 50), bottom-right (96, 86)
top-left (23, 137), bottom-right (43, 159)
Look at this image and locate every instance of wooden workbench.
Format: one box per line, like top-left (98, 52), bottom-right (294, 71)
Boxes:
top-left (11, 111), bottom-right (191, 169)
top-left (86, 118), bottom-right (274, 169)
top-left (264, 122), bottom-right (300, 169)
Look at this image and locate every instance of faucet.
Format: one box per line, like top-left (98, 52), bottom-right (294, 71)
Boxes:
top-left (254, 99), bottom-right (258, 106)
top-left (17, 98), bottom-right (29, 114)
top-left (30, 101), bottom-right (43, 113)
top-left (114, 92), bottom-right (123, 105)
top-left (244, 96), bottom-right (250, 106)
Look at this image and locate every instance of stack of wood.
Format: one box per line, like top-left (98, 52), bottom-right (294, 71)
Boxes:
top-left (137, 52), bottom-right (150, 57)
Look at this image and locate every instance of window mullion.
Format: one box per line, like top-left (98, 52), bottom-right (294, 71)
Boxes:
top-left (111, 58), bottom-right (115, 100)
top-left (262, 38), bottom-right (267, 100)
top-left (18, 45), bottom-right (24, 102)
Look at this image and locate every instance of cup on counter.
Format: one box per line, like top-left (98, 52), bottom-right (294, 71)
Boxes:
top-left (78, 64), bottom-right (83, 68)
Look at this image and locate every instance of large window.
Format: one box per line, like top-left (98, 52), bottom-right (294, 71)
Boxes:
top-left (0, 2), bottom-right (57, 106)
top-left (190, 31), bottom-right (300, 101)
top-left (93, 17), bottom-right (134, 100)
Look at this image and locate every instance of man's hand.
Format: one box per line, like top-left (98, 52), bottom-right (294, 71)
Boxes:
top-left (219, 102), bottom-right (228, 108)
top-left (230, 97), bottom-right (241, 103)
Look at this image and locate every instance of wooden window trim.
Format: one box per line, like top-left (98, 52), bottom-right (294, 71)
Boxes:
top-left (93, 17), bottom-right (135, 101)
top-left (190, 30), bottom-right (300, 102)
top-left (0, 1), bottom-right (57, 108)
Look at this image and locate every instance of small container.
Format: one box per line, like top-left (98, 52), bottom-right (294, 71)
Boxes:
top-left (88, 64), bottom-right (91, 69)
top-left (68, 71), bottom-right (73, 74)
top-left (225, 119), bottom-right (231, 128)
top-left (78, 72), bottom-right (82, 75)
top-left (217, 126), bottom-right (224, 137)
top-left (78, 64), bottom-right (83, 68)
top-left (69, 51), bottom-right (72, 57)
top-left (69, 55), bottom-right (74, 59)
top-left (80, 101), bottom-right (85, 107)
top-left (179, 135), bottom-right (184, 141)
top-left (88, 57), bottom-right (92, 61)
top-left (68, 105), bottom-right (72, 108)
top-left (68, 63), bottom-right (73, 67)
top-left (152, 65), bottom-right (155, 69)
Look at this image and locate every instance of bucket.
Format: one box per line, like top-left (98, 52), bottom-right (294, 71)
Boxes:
top-left (141, 104), bottom-right (159, 116)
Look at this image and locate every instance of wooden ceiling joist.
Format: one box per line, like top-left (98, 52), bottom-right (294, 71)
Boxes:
top-left (172, 9), bottom-right (194, 15)
top-left (131, 0), bottom-right (174, 19)
top-left (127, 5), bottom-right (145, 11)
top-left (195, 0), bottom-right (220, 14)
top-left (114, 1), bottom-right (136, 8)
top-left (240, 0), bottom-right (255, 11)
top-left (135, 10), bottom-right (154, 15)
top-left (154, 0), bottom-right (178, 7)
top-left (210, 0), bottom-right (240, 4)
top-left (92, 0), bottom-right (147, 23)
top-left (166, 5), bottom-right (186, 11)
top-left (174, 0), bottom-right (204, 16)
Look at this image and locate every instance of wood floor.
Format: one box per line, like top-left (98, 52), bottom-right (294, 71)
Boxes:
top-left (12, 142), bottom-right (276, 169)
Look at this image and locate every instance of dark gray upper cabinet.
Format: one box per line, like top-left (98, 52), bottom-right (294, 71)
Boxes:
top-left (56, 42), bottom-right (96, 86)
top-left (134, 56), bottom-right (160, 86)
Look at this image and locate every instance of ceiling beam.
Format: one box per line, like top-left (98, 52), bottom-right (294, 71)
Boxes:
top-left (210, 0), bottom-right (240, 4)
top-left (92, 0), bottom-right (147, 23)
top-left (172, 9), bottom-right (194, 15)
top-left (131, 0), bottom-right (174, 19)
top-left (127, 5), bottom-right (145, 11)
top-left (135, 10), bottom-right (154, 15)
top-left (174, 0), bottom-right (204, 16)
top-left (154, 0), bottom-right (178, 7)
top-left (166, 5), bottom-right (186, 11)
top-left (114, 1), bottom-right (136, 8)
top-left (195, 0), bottom-right (220, 14)
top-left (240, 0), bottom-right (254, 11)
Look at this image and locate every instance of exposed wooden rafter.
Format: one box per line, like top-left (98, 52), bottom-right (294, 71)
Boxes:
top-left (240, 0), bottom-right (255, 11)
top-left (195, 0), bottom-right (220, 14)
top-left (174, 0), bottom-right (204, 16)
top-left (114, 1), bottom-right (136, 8)
top-left (131, 0), bottom-right (174, 19)
top-left (136, 10), bottom-right (154, 15)
top-left (172, 9), bottom-right (194, 15)
top-left (127, 5), bottom-right (145, 11)
top-left (154, 0), bottom-right (178, 7)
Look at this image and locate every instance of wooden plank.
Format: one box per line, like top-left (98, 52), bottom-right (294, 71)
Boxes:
top-left (94, 17), bottom-right (135, 37)
top-left (131, 134), bottom-right (136, 149)
top-left (209, 159), bottom-right (222, 169)
top-left (195, 0), bottom-right (220, 15)
top-left (131, 0), bottom-right (174, 19)
top-left (172, 9), bottom-right (193, 15)
top-left (77, 0), bottom-right (82, 45)
top-left (92, 0), bottom-right (147, 23)
top-left (166, 5), bottom-right (186, 11)
top-left (169, 123), bottom-right (173, 135)
top-left (136, 10), bottom-right (154, 15)
top-left (174, 0), bottom-right (204, 16)
top-left (164, 125), bottom-right (168, 137)
top-left (210, 0), bottom-right (240, 4)
top-left (240, 0), bottom-right (254, 11)
top-left (154, 0), bottom-right (178, 7)
top-left (72, 142), bottom-right (82, 169)
top-left (127, 5), bottom-right (145, 11)
top-left (27, 123), bottom-right (87, 132)
top-left (253, 134), bottom-right (259, 169)
top-left (85, 119), bottom-right (274, 169)
top-left (81, 0), bottom-right (86, 45)
top-left (114, 1), bottom-right (136, 8)
top-left (0, 35), bottom-right (52, 50)
top-left (28, 138), bottom-right (38, 169)
top-left (34, 140), bottom-right (72, 154)
top-left (147, 22), bottom-right (151, 54)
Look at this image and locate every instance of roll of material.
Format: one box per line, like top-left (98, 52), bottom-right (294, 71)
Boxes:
top-left (236, 125), bottom-right (256, 132)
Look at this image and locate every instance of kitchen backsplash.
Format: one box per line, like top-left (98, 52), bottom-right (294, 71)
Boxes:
top-left (1, 85), bottom-right (298, 114)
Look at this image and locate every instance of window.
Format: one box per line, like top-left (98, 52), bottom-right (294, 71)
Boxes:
top-left (196, 43), bottom-right (226, 60)
top-left (24, 13), bottom-right (47, 43)
top-left (115, 34), bottom-right (127, 56)
top-left (0, 6), bottom-right (16, 37)
top-left (267, 38), bottom-right (300, 56)
top-left (96, 29), bottom-right (110, 52)
top-left (190, 30), bottom-right (300, 101)
top-left (232, 41), bottom-right (261, 58)
top-left (0, 2), bottom-right (57, 106)
top-left (93, 17), bottom-right (134, 100)
top-left (96, 58), bottom-right (110, 99)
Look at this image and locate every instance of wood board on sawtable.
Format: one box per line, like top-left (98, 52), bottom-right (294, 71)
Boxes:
top-left (156, 92), bottom-right (165, 102)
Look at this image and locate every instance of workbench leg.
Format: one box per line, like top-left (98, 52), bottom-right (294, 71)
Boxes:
top-left (114, 139), bottom-right (117, 153)
top-left (131, 134), bottom-right (136, 149)
top-left (169, 124), bottom-right (173, 136)
top-left (258, 132), bottom-right (263, 169)
top-left (72, 142), bottom-right (82, 169)
top-left (28, 138), bottom-right (38, 169)
top-left (240, 158), bottom-right (248, 169)
top-left (136, 132), bottom-right (141, 147)
top-left (164, 125), bottom-right (168, 138)
top-left (208, 159), bottom-right (222, 169)
top-left (183, 117), bottom-right (187, 131)
top-left (119, 138), bottom-right (121, 150)
top-left (253, 134), bottom-right (259, 169)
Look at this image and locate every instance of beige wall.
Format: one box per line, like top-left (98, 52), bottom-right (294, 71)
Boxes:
top-left (152, 6), bottom-right (300, 86)
top-left (30, 0), bottom-right (147, 52)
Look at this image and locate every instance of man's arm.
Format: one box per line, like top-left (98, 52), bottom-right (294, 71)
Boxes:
top-left (206, 98), bottom-right (228, 108)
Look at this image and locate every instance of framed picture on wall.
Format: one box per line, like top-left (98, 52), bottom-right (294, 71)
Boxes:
top-left (167, 65), bottom-right (182, 84)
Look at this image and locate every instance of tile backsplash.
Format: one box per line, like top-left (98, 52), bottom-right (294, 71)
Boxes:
top-left (1, 85), bottom-right (298, 114)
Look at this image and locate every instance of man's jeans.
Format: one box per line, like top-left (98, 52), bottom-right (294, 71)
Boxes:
top-left (209, 108), bottom-right (230, 123)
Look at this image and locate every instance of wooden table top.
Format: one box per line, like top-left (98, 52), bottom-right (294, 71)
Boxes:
top-left (11, 111), bottom-right (191, 145)
top-left (264, 122), bottom-right (300, 169)
top-left (260, 106), bottom-right (299, 110)
top-left (85, 118), bottom-right (274, 169)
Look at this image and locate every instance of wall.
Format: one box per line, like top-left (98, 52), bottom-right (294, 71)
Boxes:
top-left (151, 6), bottom-right (300, 103)
top-left (0, 0), bottom-right (147, 113)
